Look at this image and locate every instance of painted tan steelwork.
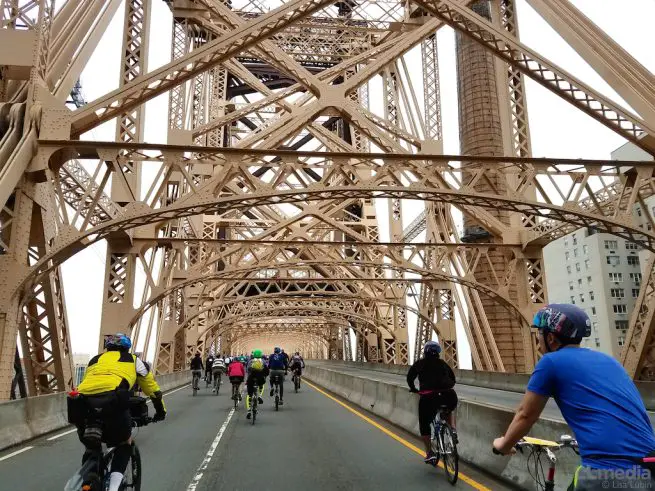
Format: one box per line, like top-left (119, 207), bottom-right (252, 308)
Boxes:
top-left (2, 0), bottom-right (655, 398)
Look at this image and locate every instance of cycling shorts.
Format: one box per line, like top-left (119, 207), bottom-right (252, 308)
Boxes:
top-left (418, 389), bottom-right (458, 436)
top-left (270, 369), bottom-right (285, 383)
top-left (229, 376), bottom-right (244, 384)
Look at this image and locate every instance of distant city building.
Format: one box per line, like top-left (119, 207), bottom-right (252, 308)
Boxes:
top-left (543, 142), bottom-right (654, 358)
top-left (73, 353), bottom-right (90, 387)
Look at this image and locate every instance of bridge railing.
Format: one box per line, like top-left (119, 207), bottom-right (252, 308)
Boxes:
top-left (0, 371), bottom-right (189, 451)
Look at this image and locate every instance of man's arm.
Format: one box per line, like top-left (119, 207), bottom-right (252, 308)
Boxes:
top-left (407, 363), bottom-right (418, 391)
top-left (493, 391), bottom-right (548, 453)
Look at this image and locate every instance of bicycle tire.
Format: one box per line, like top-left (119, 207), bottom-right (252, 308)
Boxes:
top-left (275, 392), bottom-right (279, 411)
top-left (430, 422), bottom-right (441, 467)
top-left (440, 424), bottom-right (459, 485)
top-left (252, 402), bottom-right (257, 425)
top-left (127, 443), bottom-right (142, 491)
top-left (214, 375), bottom-right (220, 395)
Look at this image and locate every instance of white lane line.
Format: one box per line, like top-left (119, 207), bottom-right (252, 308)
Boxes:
top-left (186, 407), bottom-right (235, 490)
top-left (46, 428), bottom-right (77, 441)
top-left (163, 383), bottom-right (190, 397)
top-left (0, 446), bottom-right (34, 462)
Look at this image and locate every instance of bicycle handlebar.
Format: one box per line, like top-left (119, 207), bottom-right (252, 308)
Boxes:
top-left (493, 437), bottom-right (579, 456)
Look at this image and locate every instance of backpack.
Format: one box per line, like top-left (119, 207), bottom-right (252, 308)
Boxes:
top-left (250, 358), bottom-right (264, 372)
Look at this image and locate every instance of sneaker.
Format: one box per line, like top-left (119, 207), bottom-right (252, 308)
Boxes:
top-left (246, 411), bottom-right (252, 420)
top-left (258, 397), bottom-right (264, 404)
top-left (424, 451), bottom-right (437, 464)
top-left (269, 388), bottom-right (274, 397)
top-left (279, 400), bottom-right (284, 406)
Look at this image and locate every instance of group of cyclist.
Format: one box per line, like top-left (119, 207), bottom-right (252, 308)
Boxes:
top-left (67, 301), bottom-right (655, 490)
top-left (188, 347), bottom-right (305, 418)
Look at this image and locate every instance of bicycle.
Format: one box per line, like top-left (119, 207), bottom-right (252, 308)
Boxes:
top-left (191, 370), bottom-right (202, 396)
top-left (212, 370), bottom-right (222, 395)
top-left (65, 397), bottom-right (155, 491)
top-left (291, 368), bottom-right (301, 393)
top-left (205, 371), bottom-right (212, 389)
top-left (493, 435), bottom-right (579, 491)
top-left (429, 405), bottom-right (459, 485)
top-left (231, 381), bottom-right (242, 409)
top-left (250, 390), bottom-right (259, 425)
top-left (271, 374), bottom-right (282, 411)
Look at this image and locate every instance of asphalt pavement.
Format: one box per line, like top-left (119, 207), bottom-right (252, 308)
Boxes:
top-left (0, 376), bottom-right (509, 490)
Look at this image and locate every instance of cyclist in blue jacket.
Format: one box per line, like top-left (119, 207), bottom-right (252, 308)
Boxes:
top-left (268, 347), bottom-right (288, 405)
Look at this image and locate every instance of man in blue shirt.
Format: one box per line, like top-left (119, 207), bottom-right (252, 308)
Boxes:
top-left (493, 304), bottom-right (655, 489)
top-left (268, 347), bottom-right (288, 405)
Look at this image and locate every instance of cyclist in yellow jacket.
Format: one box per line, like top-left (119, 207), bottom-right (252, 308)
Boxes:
top-left (73, 333), bottom-right (166, 491)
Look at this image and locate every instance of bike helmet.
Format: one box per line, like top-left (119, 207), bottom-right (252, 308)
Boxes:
top-left (274, 347), bottom-right (281, 354)
top-left (532, 304), bottom-right (591, 343)
top-left (423, 340), bottom-right (441, 357)
top-left (253, 349), bottom-right (263, 358)
top-left (105, 333), bottom-right (132, 351)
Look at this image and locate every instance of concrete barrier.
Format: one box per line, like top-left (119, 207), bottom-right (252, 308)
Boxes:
top-left (305, 364), bottom-right (581, 490)
top-left (0, 370), bottom-right (190, 451)
top-left (315, 360), bottom-right (655, 410)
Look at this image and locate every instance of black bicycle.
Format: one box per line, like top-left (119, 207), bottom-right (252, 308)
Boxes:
top-left (250, 390), bottom-right (259, 425)
top-left (291, 368), bottom-right (301, 393)
top-left (65, 397), bottom-right (154, 491)
top-left (429, 405), bottom-right (459, 485)
top-left (191, 370), bottom-right (202, 396)
top-left (494, 435), bottom-right (579, 491)
top-left (271, 374), bottom-right (282, 411)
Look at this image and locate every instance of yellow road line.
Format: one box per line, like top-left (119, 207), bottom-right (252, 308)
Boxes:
top-left (305, 380), bottom-right (491, 491)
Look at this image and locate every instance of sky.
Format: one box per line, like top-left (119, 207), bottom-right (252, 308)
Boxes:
top-left (60, 0), bottom-right (655, 365)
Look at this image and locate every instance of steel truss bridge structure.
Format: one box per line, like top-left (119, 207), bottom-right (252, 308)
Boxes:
top-left (1, 0), bottom-right (655, 400)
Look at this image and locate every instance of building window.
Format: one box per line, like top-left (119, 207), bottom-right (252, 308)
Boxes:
top-left (606, 255), bottom-right (620, 266)
top-left (569, 281), bottom-right (574, 291)
top-left (613, 304), bottom-right (627, 314)
top-left (584, 259), bottom-right (590, 269)
top-left (609, 272), bottom-right (623, 282)
top-left (591, 306), bottom-right (596, 315)
top-left (610, 288), bottom-right (625, 298)
top-left (636, 207), bottom-right (642, 217)
top-left (578, 278), bottom-right (583, 287)
top-left (567, 265), bottom-right (572, 274)
top-left (604, 240), bottom-right (618, 250)
top-left (574, 248), bottom-right (579, 257)
top-left (565, 251), bottom-right (570, 260)
top-left (573, 235), bottom-right (578, 245)
top-left (625, 242), bottom-right (640, 250)
top-left (570, 296), bottom-right (575, 304)
top-left (589, 291), bottom-right (595, 300)
top-left (564, 238), bottom-right (568, 247)
top-left (579, 293), bottom-right (585, 303)
top-left (587, 276), bottom-right (592, 284)
top-left (633, 288), bottom-right (640, 298)
top-left (592, 322), bottom-right (598, 331)
top-left (618, 336), bottom-right (626, 347)
top-left (630, 273), bottom-right (642, 285)
top-left (583, 245), bottom-right (589, 255)
top-left (615, 320), bottom-right (629, 330)
top-left (576, 263), bottom-right (581, 272)
top-left (595, 337), bottom-right (601, 348)
top-left (628, 256), bottom-right (640, 266)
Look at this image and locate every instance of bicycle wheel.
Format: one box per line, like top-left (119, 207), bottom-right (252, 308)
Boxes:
top-left (275, 391), bottom-right (279, 411)
top-left (430, 422), bottom-right (440, 467)
top-left (440, 423), bottom-right (459, 485)
top-left (214, 375), bottom-right (220, 395)
top-left (121, 443), bottom-right (142, 491)
top-left (251, 400), bottom-right (257, 425)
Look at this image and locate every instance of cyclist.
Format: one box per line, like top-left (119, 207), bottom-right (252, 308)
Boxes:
top-left (71, 333), bottom-right (166, 491)
top-left (227, 357), bottom-right (245, 401)
top-left (493, 304), bottom-right (655, 490)
top-left (407, 340), bottom-right (457, 464)
top-left (268, 347), bottom-right (288, 405)
top-left (190, 352), bottom-right (203, 390)
top-left (290, 351), bottom-right (305, 386)
top-left (246, 349), bottom-right (269, 419)
top-left (205, 353), bottom-right (215, 384)
top-left (281, 348), bottom-right (290, 367)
